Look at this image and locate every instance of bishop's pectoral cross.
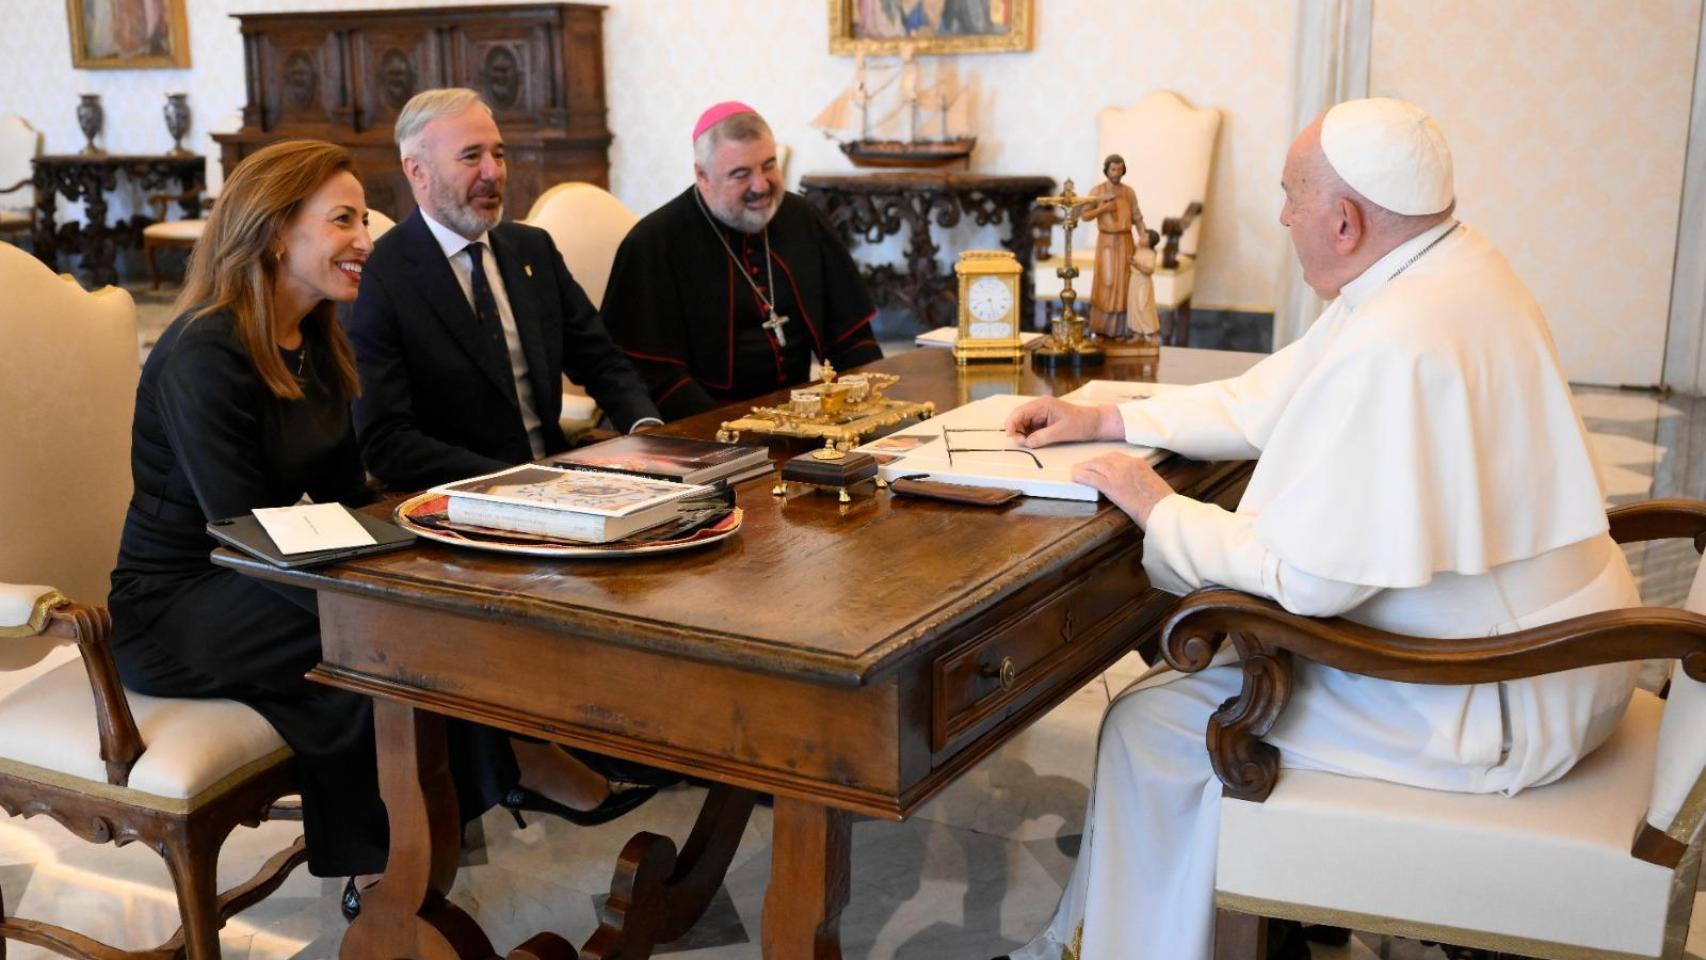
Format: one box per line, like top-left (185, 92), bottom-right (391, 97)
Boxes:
top-left (763, 310), bottom-right (791, 347)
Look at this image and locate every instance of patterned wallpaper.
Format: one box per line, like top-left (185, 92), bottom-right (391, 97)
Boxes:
top-left (0, 0), bottom-right (1297, 313)
top-left (1371, 0), bottom-right (1701, 386)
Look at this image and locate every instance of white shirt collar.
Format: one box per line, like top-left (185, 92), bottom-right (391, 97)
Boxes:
top-left (1337, 218), bottom-right (1460, 312)
top-left (419, 209), bottom-right (490, 260)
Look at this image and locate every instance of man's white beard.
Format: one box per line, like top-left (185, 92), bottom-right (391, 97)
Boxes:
top-left (709, 191), bottom-right (781, 233)
top-left (432, 177), bottom-right (504, 239)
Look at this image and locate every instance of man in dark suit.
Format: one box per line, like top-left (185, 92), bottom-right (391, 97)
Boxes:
top-left (347, 87), bottom-right (660, 491)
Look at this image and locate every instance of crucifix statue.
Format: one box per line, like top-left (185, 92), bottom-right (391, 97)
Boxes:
top-left (762, 310), bottom-right (790, 347)
top-left (1032, 179), bottom-right (1106, 369)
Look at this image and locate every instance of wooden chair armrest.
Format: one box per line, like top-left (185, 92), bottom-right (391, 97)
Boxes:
top-left (45, 603), bottom-right (145, 787)
top-left (1159, 201), bottom-right (1203, 270)
top-left (1158, 587), bottom-right (1706, 801)
top-left (1607, 498), bottom-right (1706, 551)
top-left (1030, 206), bottom-right (1062, 261)
top-left (0, 177), bottom-right (29, 195)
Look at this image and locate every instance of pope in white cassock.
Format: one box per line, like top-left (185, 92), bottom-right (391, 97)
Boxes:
top-left (1003, 98), bottom-right (1639, 959)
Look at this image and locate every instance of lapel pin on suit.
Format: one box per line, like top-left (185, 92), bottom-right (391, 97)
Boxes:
top-left (524, 264), bottom-right (533, 277)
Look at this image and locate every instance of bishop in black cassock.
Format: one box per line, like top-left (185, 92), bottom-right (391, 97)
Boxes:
top-left (603, 187), bottom-right (882, 422)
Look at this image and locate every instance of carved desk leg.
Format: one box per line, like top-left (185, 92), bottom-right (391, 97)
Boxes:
top-left (1214, 908), bottom-right (1268, 960)
top-left (581, 785), bottom-right (759, 960)
top-left (761, 797), bottom-right (850, 960)
top-left (342, 700), bottom-right (498, 960)
top-left (30, 168), bottom-right (58, 269)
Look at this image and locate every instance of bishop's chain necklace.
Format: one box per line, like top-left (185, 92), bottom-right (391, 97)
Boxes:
top-left (1387, 219), bottom-right (1460, 282)
top-left (694, 189), bottom-right (791, 347)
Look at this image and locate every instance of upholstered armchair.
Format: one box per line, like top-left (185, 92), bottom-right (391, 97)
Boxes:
top-left (524, 182), bottom-right (641, 437)
top-left (0, 113), bottom-right (42, 244)
top-left (1157, 498), bottom-right (1706, 960)
top-left (367, 206), bottom-right (396, 241)
top-left (1033, 91), bottom-right (1220, 345)
top-left (0, 244), bottom-right (305, 959)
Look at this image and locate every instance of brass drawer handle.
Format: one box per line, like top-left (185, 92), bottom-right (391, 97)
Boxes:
top-left (979, 656), bottom-right (1017, 691)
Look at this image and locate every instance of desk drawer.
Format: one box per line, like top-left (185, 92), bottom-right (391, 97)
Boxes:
top-left (931, 541), bottom-right (1144, 751)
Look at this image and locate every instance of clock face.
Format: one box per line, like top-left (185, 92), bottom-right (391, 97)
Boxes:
top-left (966, 275), bottom-right (1015, 332)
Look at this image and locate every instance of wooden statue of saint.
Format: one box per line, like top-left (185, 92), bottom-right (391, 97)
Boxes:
top-left (1079, 154), bottom-right (1144, 339)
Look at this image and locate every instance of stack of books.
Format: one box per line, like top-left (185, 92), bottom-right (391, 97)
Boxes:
top-left (430, 465), bottom-right (710, 543)
top-left (555, 434), bottom-right (773, 486)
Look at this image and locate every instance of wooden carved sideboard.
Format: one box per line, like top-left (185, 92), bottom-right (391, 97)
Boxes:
top-left (214, 3), bottom-right (610, 222)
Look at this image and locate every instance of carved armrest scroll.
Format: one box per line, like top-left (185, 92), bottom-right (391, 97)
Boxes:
top-left (1159, 587), bottom-right (1706, 801)
top-left (45, 603), bottom-right (145, 787)
top-left (1607, 498), bottom-right (1706, 552)
top-left (1159, 201), bottom-right (1203, 270)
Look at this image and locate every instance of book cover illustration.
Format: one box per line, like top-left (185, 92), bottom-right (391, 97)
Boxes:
top-left (432, 465), bottom-right (705, 517)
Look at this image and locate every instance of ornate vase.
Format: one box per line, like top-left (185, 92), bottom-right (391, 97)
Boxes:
top-left (76, 94), bottom-right (104, 156)
top-left (163, 93), bottom-right (191, 156)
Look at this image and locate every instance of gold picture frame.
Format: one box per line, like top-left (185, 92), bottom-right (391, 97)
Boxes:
top-left (66, 0), bottom-right (191, 70)
top-left (829, 0), bottom-right (1032, 56)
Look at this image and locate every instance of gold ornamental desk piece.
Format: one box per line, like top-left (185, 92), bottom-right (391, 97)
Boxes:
top-left (717, 362), bottom-right (935, 452)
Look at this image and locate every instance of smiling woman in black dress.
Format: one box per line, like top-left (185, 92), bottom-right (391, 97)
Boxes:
top-left (105, 140), bottom-right (522, 906)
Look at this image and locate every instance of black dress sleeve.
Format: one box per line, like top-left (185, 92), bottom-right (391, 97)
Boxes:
top-left (154, 333), bottom-right (280, 522)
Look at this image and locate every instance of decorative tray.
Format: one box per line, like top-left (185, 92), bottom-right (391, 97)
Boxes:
top-left (392, 492), bottom-right (742, 559)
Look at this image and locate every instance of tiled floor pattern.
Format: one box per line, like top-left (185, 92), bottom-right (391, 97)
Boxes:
top-left (5, 297), bottom-right (1702, 959)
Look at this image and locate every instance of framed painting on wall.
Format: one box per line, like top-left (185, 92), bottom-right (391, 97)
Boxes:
top-left (66, 0), bottom-right (191, 69)
top-left (829, 0), bottom-right (1032, 56)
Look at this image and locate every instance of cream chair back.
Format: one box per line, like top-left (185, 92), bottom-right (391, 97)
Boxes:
top-left (0, 113), bottom-right (42, 213)
top-left (1645, 551), bottom-right (1706, 849)
top-left (1096, 91), bottom-right (1219, 256)
top-left (0, 246), bottom-right (137, 614)
top-left (523, 182), bottom-right (639, 306)
top-left (367, 208), bottom-right (396, 240)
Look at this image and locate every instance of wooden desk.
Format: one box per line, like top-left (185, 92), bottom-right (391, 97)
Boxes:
top-left (218, 346), bottom-right (1260, 959)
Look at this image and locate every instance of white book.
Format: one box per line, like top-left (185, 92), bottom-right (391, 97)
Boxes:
top-left (854, 393), bottom-right (1166, 502)
top-left (430, 465), bottom-right (707, 543)
top-left (1057, 379), bottom-right (1183, 405)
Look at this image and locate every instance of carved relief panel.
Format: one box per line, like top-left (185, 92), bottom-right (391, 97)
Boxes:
top-left (255, 27), bottom-right (345, 133)
top-left (351, 25), bottom-right (443, 134)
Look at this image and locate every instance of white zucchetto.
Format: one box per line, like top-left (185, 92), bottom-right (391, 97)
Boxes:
top-left (1321, 98), bottom-right (1454, 216)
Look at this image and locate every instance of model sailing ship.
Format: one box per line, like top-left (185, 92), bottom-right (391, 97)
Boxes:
top-left (812, 46), bottom-right (976, 168)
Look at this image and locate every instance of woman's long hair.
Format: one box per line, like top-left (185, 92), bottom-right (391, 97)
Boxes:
top-left (175, 139), bottom-right (362, 400)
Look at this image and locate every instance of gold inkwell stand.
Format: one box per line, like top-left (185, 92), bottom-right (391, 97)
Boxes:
top-left (715, 362), bottom-right (932, 502)
top-left (1031, 180), bottom-right (1106, 371)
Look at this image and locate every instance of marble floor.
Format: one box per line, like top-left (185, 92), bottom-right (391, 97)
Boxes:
top-left (3, 292), bottom-right (1702, 959)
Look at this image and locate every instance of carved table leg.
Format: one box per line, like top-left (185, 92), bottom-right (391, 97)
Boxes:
top-left (581, 785), bottom-right (758, 960)
top-left (760, 798), bottom-right (850, 960)
top-left (341, 700), bottom-right (498, 960)
top-left (29, 170), bottom-right (57, 270)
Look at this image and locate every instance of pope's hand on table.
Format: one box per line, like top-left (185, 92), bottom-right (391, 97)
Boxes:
top-left (1004, 397), bottom-right (1122, 448)
top-left (1071, 452), bottom-right (1173, 527)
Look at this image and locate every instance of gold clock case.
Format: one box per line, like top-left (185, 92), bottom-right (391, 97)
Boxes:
top-left (954, 250), bottom-right (1024, 364)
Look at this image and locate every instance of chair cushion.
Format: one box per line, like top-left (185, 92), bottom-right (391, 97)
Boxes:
top-left (1218, 690), bottom-right (1672, 957)
top-left (142, 219), bottom-right (205, 241)
top-left (0, 659), bottom-right (289, 813)
top-left (0, 209), bottom-right (28, 229)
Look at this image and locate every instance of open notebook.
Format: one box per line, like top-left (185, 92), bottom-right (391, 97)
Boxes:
top-left (854, 390), bottom-right (1178, 501)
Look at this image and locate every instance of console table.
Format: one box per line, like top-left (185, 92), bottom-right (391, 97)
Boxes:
top-left (31, 154), bottom-right (204, 288)
top-left (801, 172), bottom-right (1054, 334)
